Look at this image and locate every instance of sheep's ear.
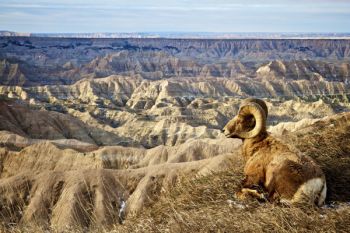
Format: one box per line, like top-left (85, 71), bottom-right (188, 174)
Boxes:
top-left (239, 115), bottom-right (258, 138)
top-left (239, 114), bottom-right (255, 130)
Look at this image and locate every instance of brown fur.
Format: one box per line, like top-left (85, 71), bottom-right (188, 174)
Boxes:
top-left (223, 100), bottom-right (326, 205)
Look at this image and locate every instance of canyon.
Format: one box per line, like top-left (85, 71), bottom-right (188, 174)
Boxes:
top-left (0, 37), bottom-right (350, 232)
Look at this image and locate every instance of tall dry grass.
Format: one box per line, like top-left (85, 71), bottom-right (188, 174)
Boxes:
top-left (115, 169), bottom-right (350, 233)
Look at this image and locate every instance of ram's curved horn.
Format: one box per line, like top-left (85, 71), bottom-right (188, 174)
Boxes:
top-left (242, 98), bottom-right (268, 118)
top-left (236, 103), bottom-right (266, 139)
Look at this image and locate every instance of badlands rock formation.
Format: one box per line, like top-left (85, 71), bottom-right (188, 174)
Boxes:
top-left (0, 37), bottom-right (350, 231)
top-left (1, 37), bottom-right (350, 85)
top-left (0, 132), bottom-right (241, 231)
top-left (0, 83), bottom-right (347, 149)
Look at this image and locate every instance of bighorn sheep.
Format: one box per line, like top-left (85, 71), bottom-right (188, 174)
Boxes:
top-left (223, 98), bottom-right (327, 206)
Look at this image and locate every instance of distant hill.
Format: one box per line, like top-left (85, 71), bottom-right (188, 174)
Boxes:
top-left (1, 30), bottom-right (350, 39)
top-left (0, 31), bottom-right (31, 37)
top-left (1, 36), bottom-right (350, 87)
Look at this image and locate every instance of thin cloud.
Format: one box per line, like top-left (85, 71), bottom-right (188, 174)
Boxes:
top-left (0, 0), bottom-right (349, 33)
top-left (1, 2), bottom-right (349, 12)
top-left (0, 3), bottom-right (276, 10)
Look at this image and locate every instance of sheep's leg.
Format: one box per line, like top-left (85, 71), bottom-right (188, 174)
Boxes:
top-left (236, 188), bottom-right (266, 200)
top-left (243, 188), bottom-right (264, 198)
top-left (236, 174), bottom-right (267, 201)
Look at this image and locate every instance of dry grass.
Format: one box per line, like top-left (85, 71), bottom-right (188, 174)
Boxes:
top-left (2, 168), bottom-right (350, 233)
top-left (115, 169), bottom-right (350, 233)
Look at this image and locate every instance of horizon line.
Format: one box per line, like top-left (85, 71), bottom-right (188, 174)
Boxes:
top-left (2, 30), bottom-right (350, 34)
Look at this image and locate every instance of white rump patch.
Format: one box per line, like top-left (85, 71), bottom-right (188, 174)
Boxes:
top-left (292, 178), bottom-right (326, 206)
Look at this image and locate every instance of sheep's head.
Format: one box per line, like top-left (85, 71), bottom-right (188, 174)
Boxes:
top-left (223, 98), bottom-right (268, 139)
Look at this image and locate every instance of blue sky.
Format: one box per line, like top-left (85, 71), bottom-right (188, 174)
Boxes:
top-left (0, 0), bottom-right (349, 33)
